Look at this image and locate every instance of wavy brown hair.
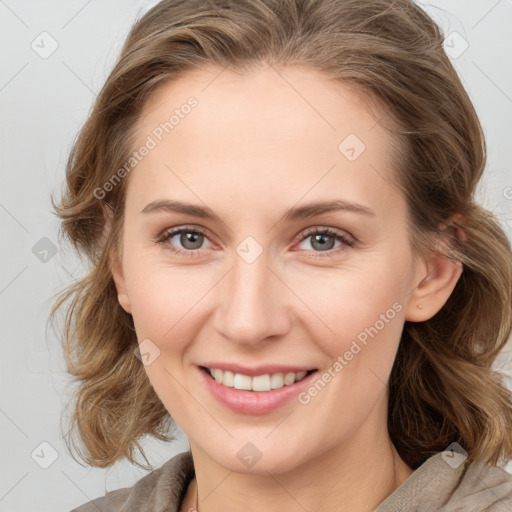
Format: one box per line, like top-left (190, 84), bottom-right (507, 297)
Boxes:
top-left (50, 0), bottom-right (512, 470)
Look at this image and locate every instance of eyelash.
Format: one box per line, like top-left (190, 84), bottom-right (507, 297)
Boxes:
top-left (155, 226), bottom-right (356, 259)
top-left (296, 227), bottom-right (356, 258)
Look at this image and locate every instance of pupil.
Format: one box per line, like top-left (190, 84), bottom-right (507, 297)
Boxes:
top-left (181, 232), bottom-right (203, 249)
top-left (312, 234), bottom-right (334, 251)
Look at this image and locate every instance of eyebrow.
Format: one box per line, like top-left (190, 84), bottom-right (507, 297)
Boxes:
top-left (140, 199), bottom-right (375, 221)
top-left (282, 199), bottom-right (375, 221)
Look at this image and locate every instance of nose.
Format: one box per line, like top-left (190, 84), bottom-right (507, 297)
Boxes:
top-left (212, 248), bottom-right (292, 347)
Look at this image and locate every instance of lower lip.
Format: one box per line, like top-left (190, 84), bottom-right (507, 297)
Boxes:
top-left (198, 366), bottom-right (318, 415)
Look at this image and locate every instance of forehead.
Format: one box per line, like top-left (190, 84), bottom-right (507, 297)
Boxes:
top-left (136, 63), bottom-right (389, 151)
top-left (127, 64), bottom-right (403, 223)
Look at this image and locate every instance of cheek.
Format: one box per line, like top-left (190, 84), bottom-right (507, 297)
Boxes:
top-left (291, 261), bottom-right (406, 340)
top-left (124, 228), bottom-right (411, 364)
top-left (124, 253), bottom-right (217, 347)
top-left (286, 256), bottom-right (408, 386)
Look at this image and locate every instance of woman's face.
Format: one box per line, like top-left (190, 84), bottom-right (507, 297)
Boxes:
top-left (112, 64), bottom-right (427, 474)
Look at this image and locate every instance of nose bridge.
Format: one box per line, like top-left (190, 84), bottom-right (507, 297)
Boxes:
top-left (213, 246), bottom-right (290, 345)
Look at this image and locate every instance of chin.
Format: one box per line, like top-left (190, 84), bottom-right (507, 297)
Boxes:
top-left (211, 446), bottom-right (308, 476)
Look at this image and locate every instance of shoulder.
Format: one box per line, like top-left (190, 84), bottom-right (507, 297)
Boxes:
top-left (444, 456), bottom-right (512, 511)
top-left (377, 452), bottom-right (512, 512)
top-left (69, 450), bottom-right (195, 512)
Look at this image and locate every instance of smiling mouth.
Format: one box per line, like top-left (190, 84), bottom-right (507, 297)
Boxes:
top-left (201, 366), bottom-right (317, 392)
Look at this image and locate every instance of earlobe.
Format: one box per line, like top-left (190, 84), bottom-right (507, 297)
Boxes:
top-left (117, 292), bottom-right (132, 314)
top-left (110, 253), bottom-right (132, 314)
top-left (110, 248), bottom-right (132, 314)
top-left (105, 207), bottom-right (132, 315)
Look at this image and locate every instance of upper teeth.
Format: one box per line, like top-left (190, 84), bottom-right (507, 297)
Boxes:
top-left (208, 368), bottom-right (309, 392)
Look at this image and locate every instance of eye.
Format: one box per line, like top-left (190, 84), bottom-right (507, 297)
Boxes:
top-left (156, 226), bottom-right (213, 257)
top-left (156, 225), bottom-right (355, 259)
top-left (294, 227), bottom-right (355, 257)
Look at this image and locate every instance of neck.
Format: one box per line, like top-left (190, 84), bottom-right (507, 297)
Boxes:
top-left (183, 408), bottom-right (414, 512)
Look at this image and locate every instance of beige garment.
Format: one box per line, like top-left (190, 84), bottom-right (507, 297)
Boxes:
top-left (71, 450), bottom-right (512, 512)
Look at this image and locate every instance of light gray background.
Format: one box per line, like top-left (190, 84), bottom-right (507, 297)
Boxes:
top-left (1, 1), bottom-right (511, 511)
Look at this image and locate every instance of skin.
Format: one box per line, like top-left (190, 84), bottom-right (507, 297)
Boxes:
top-left (111, 63), bottom-right (463, 512)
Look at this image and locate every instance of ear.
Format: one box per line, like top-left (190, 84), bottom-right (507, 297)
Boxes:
top-left (104, 206), bottom-right (132, 315)
top-left (111, 249), bottom-right (132, 314)
top-left (404, 215), bottom-right (465, 322)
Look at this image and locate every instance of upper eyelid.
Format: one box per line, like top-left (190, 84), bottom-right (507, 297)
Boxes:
top-left (159, 226), bottom-right (215, 246)
top-left (296, 226), bottom-right (354, 242)
top-left (160, 225), bottom-right (354, 250)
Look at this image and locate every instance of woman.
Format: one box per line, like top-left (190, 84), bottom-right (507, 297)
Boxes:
top-left (52, 0), bottom-right (512, 510)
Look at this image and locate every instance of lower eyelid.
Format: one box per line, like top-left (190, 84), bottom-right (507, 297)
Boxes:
top-left (295, 238), bottom-right (353, 256)
top-left (157, 227), bottom-right (354, 255)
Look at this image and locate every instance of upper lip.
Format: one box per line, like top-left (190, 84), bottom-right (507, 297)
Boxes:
top-left (200, 363), bottom-right (317, 377)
